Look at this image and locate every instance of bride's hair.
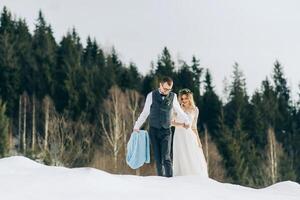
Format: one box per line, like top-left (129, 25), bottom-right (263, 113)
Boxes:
top-left (178, 88), bottom-right (196, 109)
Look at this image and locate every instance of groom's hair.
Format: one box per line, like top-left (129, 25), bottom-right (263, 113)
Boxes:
top-left (160, 76), bottom-right (173, 86)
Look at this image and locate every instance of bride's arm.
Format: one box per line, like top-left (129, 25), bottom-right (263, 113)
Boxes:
top-left (171, 110), bottom-right (184, 127)
top-left (192, 107), bottom-right (202, 147)
top-left (171, 120), bottom-right (185, 127)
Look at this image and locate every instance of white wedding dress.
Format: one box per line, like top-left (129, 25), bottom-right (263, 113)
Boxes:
top-left (172, 106), bottom-right (209, 177)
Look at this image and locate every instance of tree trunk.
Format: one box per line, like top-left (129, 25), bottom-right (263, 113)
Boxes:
top-left (31, 95), bottom-right (36, 152)
top-left (44, 97), bottom-right (50, 151)
top-left (22, 94), bottom-right (27, 153)
top-left (268, 127), bottom-right (278, 184)
top-left (18, 95), bottom-right (22, 151)
top-left (9, 119), bottom-right (13, 151)
top-left (114, 147), bottom-right (118, 173)
top-left (204, 124), bottom-right (209, 170)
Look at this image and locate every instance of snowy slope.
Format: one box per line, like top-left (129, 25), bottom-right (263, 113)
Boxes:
top-left (0, 156), bottom-right (299, 200)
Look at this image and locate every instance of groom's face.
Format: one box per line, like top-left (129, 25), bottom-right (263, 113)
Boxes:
top-left (160, 82), bottom-right (173, 95)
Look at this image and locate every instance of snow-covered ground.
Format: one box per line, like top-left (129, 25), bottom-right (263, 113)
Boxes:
top-left (0, 156), bottom-right (299, 200)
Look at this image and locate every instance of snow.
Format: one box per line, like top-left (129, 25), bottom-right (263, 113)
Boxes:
top-left (0, 156), bottom-right (299, 200)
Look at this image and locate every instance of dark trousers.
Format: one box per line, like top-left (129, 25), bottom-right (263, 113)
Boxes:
top-left (149, 126), bottom-right (173, 177)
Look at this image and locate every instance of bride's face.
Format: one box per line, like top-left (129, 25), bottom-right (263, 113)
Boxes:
top-left (181, 94), bottom-right (189, 106)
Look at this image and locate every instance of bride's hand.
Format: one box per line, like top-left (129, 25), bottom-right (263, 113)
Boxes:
top-left (198, 142), bottom-right (202, 148)
top-left (172, 120), bottom-right (184, 127)
top-left (196, 138), bottom-right (202, 148)
top-left (183, 123), bottom-right (189, 129)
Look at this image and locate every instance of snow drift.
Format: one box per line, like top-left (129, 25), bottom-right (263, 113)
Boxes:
top-left (0, 156), bottom-right (299, 200)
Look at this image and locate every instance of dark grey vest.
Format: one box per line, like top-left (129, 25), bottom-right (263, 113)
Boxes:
top-left (149, 89), bottom-right (175, 129)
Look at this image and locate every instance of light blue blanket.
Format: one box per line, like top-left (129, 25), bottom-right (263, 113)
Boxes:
top-left (126, 130), bottom-right (150, 169)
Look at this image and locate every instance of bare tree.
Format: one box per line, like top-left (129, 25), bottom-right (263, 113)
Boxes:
top-left (46, 111), bottom-right (95, 167)
top-left (267, 127), bottom-right (283, 184)
top-left (100, 85), bottom-right (129, 172)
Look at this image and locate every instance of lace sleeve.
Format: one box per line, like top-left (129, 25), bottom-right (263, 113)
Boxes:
top-left (191, 107), bottom-right (199, 131)
top-left (192, 107), bottom-right (202, 147)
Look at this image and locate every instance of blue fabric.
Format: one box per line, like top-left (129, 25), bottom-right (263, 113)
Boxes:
top-left (126, 130), bottom-right (150, 169)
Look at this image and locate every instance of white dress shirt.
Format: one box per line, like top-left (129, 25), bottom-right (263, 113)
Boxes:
top-left (133, 89), bottom-right (191, 130)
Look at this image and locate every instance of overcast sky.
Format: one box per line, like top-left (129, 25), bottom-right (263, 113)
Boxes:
top-left (1, 0), bottom-right (300, 100)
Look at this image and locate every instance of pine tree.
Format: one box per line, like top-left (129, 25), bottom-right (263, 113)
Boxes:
top-left (81, 37), bottom-right (108, 121)
top-left (248, 90), bottom-right (266, 149)
top-left (221, 116), bottom-right (254, 186)
top-left (82, 36), bottom-right (98, 68)
top-left (106, 47), bottom-right (124, 87)
top-left (32, 10), bottom-right (57, 99)
top-left (119, 62), bottom-right (142, 91)
top-left (271, 61), bottom-right (297, 181)
top-left (224, 63), bottom-right (249, 129)
top-left (222, 64), bottom-right (259, 186)
top-left (0, 7), bottom-right (19, 116)
top-left (199, 69), bottom-right (222, 139)
top-left (54, 29), bottom-right (82, 119)
top-left (191, 56), bottom-right (203, 99)
top-left (175, 62), bottom-right (195, 93)
top-left (141, 73), bottom-right (156, 96)
top-left (272, 61), bottom-right (292, 143)
top-left (155, 47), bottom-right (175, 78)
top-left (15, 19), bottom-right (34, 94)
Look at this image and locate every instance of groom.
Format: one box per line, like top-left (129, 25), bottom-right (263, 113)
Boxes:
top-left (133, 76), bottom-right (190, 177)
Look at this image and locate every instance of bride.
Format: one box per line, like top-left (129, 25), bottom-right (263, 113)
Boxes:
top-left (171, 88), bottom-right (209, 177)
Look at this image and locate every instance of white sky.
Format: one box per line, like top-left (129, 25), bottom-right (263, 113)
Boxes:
top-left (1, 0), bottom-right (300, 100)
